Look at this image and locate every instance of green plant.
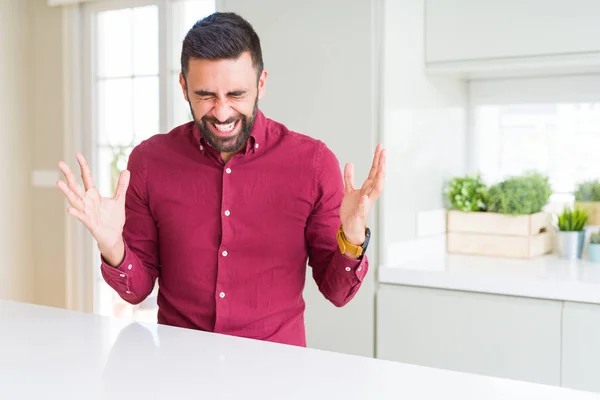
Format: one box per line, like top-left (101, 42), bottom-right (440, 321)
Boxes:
top-left (444, 174), bottom-right (488, 212)
top-left (557, 205), bottom-right (588, 231)
top-left (487, 171), bottom-right (552, 215)
top-left (590, 232), bottom-right (600, 244)
top-left (575, 179), bottom-right (600, 202)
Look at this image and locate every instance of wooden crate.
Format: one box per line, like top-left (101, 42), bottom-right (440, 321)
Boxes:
top-left (575, 201), bottom-right (600, 226)
top-left (446, 210), bottom-right (553, 259)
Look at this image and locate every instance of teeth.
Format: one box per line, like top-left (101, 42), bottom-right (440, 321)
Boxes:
top-left (214, 121), bottom-right (235, 132)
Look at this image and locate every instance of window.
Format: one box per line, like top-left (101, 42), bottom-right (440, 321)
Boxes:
top-left (83, 0), bottom-right (215, 321)
top-left (470, 75), bottom-right (600, 215)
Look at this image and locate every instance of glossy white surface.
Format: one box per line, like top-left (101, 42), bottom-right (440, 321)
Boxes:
top-left (1, 300), bottom-right (599, 399)
top-left (379, 253), bottom-right (600, 303)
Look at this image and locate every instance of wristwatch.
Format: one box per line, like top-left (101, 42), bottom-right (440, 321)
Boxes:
top-left (336, 225), bottom-right (371, 258)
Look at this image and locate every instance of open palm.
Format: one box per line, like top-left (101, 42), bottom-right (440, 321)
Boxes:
top-left (340, 144), bottom-right (386, 245)
top-left (57, 153), bottom-right (130, 252)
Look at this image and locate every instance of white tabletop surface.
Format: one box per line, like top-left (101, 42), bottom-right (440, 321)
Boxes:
top-left (1, 300), bottom-right (599, 399)
top-left (379, 253), bottom-right (600, 304)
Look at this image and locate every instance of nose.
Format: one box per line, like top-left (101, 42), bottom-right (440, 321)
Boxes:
top-left (212, 99), bottom-right (235, 123)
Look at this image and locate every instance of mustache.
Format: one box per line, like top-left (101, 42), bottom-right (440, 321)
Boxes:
top-left (202, 116), bottom-right (241, 125)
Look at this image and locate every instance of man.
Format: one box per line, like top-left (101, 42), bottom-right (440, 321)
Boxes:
top-left (57, 12), bottom-right (385, 347)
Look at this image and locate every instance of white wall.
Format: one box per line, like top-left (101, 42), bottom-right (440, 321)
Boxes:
top-left (0, 0), bottom-right (65, 306)
top-left (218, 0), bottom-right (380, 357)
top-left (381, 0), bottom-right (467, 265)
top-left (0, 0), bottom-right (34, 302)
top-left (29, 0), bottom-right (66, 308)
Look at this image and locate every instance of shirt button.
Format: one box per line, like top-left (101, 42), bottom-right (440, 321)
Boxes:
top-left (120, 273), bottom-right (126, 278)
top-left (127, 264), bottom-right (132, 270)
top-left (222, 250), bottom-right (228, 257)
top-left (255, 143), bottom-right (259, 149)
top-left (219, 292), bottom-right (226, 298)
top-left (126, 290), bottom-right (131, 294)
top-left (199, 145), bottom-right (204, 151)
top-left (225, 168), bottom-right (232, 174)
top-left (345, 267), bottom-right (351, 272)
top-left (224, 210), bottom-right (230, 216)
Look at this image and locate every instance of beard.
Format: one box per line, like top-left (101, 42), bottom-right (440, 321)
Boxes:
top-left (190, 96), bottom-right (259, 153)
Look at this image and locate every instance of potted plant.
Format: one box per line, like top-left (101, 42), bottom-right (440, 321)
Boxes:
top-left (445, 171), bottom-right (553, 258)
top-left (486, 171), bottom-right (552, 216)
top-left (588, 232), bottom-right (600, 263)
top-left (443, 173), bottom-right (488, 212)
top-left (574, 179), bottom-right (600, 226)
top-left (556, 205), bottom-right (588, 259)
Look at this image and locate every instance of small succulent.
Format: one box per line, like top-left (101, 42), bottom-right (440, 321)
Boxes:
top-left (557, 205), bottom-right (588, 232)
top-left (590, 232), bottom-right (600, 245)
top-left (575, 179), bottom-right (600, 202)
top-left (444, 174), bottom-right (488, 212)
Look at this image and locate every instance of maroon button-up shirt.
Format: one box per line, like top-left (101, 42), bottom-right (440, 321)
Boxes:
top-left (100, 110), bottom-right (369, 347)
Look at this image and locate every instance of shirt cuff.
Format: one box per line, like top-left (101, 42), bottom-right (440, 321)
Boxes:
top-left (333, 250), bottom-right (368, 282)
top-left (100, 241), bottom-right (135, 296)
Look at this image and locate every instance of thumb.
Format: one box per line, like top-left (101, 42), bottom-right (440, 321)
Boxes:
top-left (344, 162), bottom-right (355, 194)
top-left (113, 170), bottom-right (130, 204)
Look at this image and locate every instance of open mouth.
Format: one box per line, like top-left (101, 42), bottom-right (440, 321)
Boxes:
top-left (209, 119), bottom-right (240, 137)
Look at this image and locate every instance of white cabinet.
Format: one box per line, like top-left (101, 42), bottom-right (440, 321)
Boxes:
top-left (562, 302), bottom-right (600, 393)
top-left (376, 284), bottom-right (562, 386)
top-left (425, 0), bottom-right (600, 75)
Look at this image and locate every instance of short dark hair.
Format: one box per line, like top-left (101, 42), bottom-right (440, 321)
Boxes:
top-left (180, 12), bottom-right (264, 80)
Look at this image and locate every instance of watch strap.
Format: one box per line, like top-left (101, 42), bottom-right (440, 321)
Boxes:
top-left (336, 225), bottom-right (365, 257)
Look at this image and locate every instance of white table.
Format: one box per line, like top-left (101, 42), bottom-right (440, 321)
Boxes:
top-left (1, 300), bottom-right (598, 399)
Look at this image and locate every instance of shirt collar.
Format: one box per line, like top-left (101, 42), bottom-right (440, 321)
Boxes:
top-left (192, 109), bottom-right (267, 155)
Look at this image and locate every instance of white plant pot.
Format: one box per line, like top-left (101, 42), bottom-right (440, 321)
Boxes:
top-left (556, 231), bottom-right (585, 260)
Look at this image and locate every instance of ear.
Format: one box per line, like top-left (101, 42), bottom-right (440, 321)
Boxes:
top-left (179, 73), bottom-right (189, 102)
top-left (257, 69), bottom-right (268, 100)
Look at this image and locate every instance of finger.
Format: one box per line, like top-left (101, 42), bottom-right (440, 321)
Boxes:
top-left (76, 152), bottom-right (97, 192)
top-left (58, 161), bottom-right (85, 199)
top-left (367, 144), bottom-right (383, 180)
top-left (344, 163), bottom-right (355, 194)
top-left (57, 179), bottom-right (85, 211)
top-left (368, 149), bottom-right (386, 199)
top-left (113, 170), bottom-right (130, 204)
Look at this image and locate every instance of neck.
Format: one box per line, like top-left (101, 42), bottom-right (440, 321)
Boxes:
top-left (221, 151), bottom-right (235, 163)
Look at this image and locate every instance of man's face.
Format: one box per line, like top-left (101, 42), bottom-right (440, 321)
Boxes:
top-left (180, 51), bottom-right (267, 153)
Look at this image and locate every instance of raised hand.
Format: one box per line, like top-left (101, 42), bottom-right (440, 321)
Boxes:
top-left (340, 144), bottom-right (386, 246)
top-left (56, 153), bottom-right (130, 266)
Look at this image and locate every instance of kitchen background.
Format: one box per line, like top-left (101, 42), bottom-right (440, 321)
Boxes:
top-left (2, 0), bottom-right (600, 394)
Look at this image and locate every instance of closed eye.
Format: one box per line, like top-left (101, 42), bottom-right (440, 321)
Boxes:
top-left (194, 90), bottom-right (215, 100)
top-left (228, 91), bottom-right (247, 99)
top-left (193, 90), bottom-right (248, 99)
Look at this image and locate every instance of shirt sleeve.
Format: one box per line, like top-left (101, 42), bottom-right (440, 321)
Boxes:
top-left (100, 143), bottom-right (159, 305)
top-left (305, 141), bottom-right (369, 307)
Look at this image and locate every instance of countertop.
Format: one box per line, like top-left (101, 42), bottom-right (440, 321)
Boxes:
top-left (379, 253), bottom-right (600, 304)
top-left (1, 300), bottom-right (599, 399)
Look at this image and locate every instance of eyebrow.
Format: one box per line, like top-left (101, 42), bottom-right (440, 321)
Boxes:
top-left (193, 90), bottom-right (247, 97)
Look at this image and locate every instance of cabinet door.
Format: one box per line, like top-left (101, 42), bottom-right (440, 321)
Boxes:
top-left (376, 284), bottom-right (562, 386)
top-left (562, 302), bottom-right (600, 393)
top-left (425, 0), bottom-right (600, 63)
